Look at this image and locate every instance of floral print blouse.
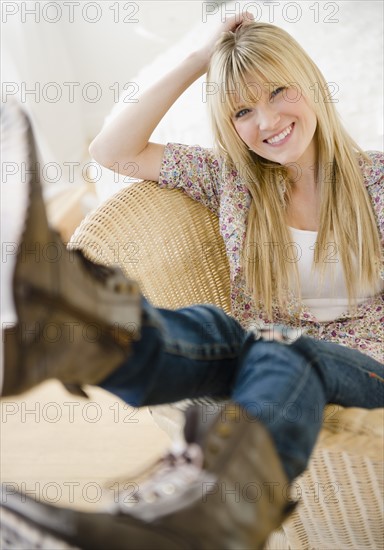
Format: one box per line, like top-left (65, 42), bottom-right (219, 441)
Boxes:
top-left (158, 144), bottom-right (384, 365)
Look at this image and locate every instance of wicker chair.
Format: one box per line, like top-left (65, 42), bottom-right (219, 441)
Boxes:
top-left (68, 180), bottom-right (384, 550)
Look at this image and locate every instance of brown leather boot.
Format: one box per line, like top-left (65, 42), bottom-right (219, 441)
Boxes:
top-left (0, 403), bottom-right (296, 549)
top-left (1, 106), bottom-right (141, 398)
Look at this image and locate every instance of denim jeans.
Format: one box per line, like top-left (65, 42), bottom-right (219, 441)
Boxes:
top-left (100, 297), bottom-right (384, 482)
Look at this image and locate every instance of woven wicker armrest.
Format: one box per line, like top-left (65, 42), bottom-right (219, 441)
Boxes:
top-left (69, 180), bottom-right (384, 550)
top-left (69, 180), bottom-right (231, 313)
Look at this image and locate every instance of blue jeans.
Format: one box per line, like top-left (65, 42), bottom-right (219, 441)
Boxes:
top-left (100, 297), bottom-right (384, 482)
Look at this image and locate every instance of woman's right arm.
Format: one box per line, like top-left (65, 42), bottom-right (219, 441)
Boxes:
top-left (89, 51), bottom-right (207, 182)
top-left (89, 13), bottom-right (253, 182)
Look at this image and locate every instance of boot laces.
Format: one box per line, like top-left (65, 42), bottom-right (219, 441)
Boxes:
top-left (118, 443), bottom-right (204, 510)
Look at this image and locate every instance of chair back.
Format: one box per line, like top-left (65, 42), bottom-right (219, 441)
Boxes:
top-left (69, 180), bottom-right (231, 313)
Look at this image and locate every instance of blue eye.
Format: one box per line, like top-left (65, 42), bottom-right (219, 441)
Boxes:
top-left (234, 108), bottom-right (251, 119)
top-left (270, 87), bottom-right (285, 99)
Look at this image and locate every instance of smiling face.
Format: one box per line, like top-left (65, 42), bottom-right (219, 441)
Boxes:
top-left (207, 23), bottom-right (329, 173)
top-left (231, 78), bottom-right (318, 168)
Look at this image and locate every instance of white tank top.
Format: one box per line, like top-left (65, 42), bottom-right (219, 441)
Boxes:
top-left (288, 227), bottom-right (382, 322)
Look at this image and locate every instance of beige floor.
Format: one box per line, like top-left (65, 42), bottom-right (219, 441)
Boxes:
top-left (1, 381), bottom-right (171, 512)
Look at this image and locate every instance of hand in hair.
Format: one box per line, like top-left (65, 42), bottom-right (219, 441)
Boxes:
top-left (197, 11), bottom-right (254, 72)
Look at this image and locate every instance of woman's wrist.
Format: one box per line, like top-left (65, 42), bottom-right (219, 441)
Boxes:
top-left (184, 49), bottom-right (210, 78)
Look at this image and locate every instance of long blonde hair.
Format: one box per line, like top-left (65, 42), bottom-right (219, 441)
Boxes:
top-left (207, 22), bottom-right (382, 318)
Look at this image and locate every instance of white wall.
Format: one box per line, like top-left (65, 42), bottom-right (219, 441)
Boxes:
top-left (1, 1), bottom-right (207, 185)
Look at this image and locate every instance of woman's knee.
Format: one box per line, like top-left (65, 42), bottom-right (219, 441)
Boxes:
top-left (249, 337), bottom-right (311, 368)
top-left (176, 303), bottom-right (246, 347)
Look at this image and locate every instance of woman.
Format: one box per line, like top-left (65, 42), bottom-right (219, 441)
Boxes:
top-left (90, 14), bottom-right (383, 360)
top-left (89, 15), bottom-right (384, 471)
top-left (2, 14), bottom-right (383, 550)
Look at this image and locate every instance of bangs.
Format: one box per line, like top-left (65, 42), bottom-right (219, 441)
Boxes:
top-left (209, 49), bottom-right (296, 122)
top-left (206, 22), bottom-right (325, 162)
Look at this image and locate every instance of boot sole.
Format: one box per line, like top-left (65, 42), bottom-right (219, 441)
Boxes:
top-left (2, 105), bottom-right (142, 398)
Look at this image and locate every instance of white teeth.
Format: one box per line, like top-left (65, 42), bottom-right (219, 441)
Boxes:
top-left (266, 124), bottom-right (293, 144)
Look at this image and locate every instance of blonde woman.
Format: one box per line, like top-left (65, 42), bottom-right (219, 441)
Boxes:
top-left (90, 14), bottom-right (383, 357)
top-left (1, 14), bottom-right (383, 550)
